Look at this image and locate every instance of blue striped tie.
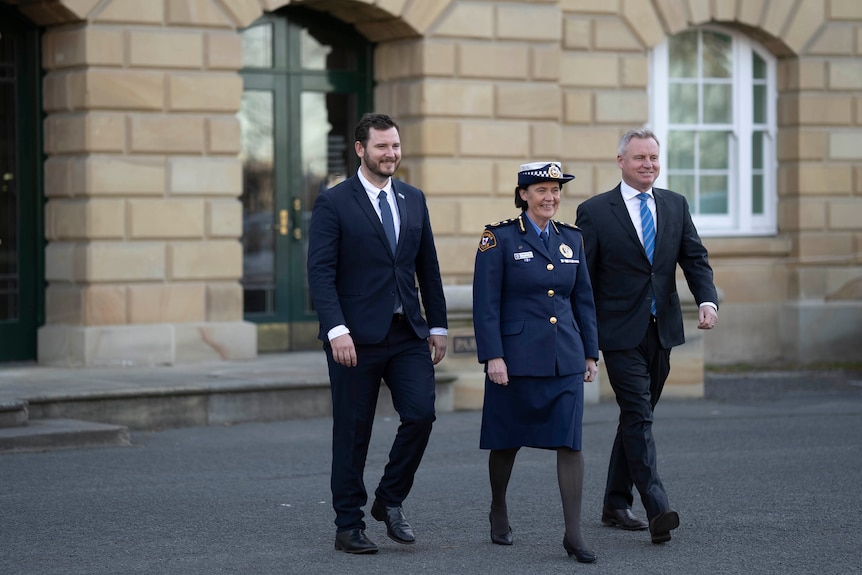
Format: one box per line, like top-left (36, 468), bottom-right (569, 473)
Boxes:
top-left (637, 192), bottom-right (657, 315)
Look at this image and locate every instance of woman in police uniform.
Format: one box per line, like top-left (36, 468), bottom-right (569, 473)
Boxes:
top-left (472, 162), bottom-right (599, 562)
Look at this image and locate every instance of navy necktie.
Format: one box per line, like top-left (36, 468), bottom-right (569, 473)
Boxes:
top-left (637, 192), bottom-right (657, 315)
top-left (540, 229), bottom-right (549, 250)
top-left (378, 190), bottom-right (397, 255)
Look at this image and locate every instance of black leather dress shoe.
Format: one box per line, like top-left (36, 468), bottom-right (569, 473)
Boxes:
top-left (371, 499), bottom-right (415, 544)
top-left (334, 528), bottom-right (378, 554)
top-left (489, 512), bottom-right (513, 545)
top-left (649, 510), bottom-right (680, 544)
top-left (563, 536), bottom-right (597, 563)
top-left (601, 507), bottom-right (649, 531)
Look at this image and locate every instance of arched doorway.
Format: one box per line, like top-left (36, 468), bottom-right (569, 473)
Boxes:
top-left (239, 7), bottom-right (372, 351)
top-left (0, 7), bottom-right (42, 362)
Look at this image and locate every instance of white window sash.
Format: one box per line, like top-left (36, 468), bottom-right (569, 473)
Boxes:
top-left (649, 26), bottom-right (777, 237)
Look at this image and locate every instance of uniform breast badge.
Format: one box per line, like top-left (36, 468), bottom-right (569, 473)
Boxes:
top-left (559, 243), bottom-right (573, 258)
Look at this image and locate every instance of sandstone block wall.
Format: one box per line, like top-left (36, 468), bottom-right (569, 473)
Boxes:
top-left (6, 0), bottom-right (860, 368)
top-left (29, 0), bottom-right (256, 365)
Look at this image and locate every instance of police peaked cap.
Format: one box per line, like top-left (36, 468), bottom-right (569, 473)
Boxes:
top-left (517, 161), bottom-right (576, 187)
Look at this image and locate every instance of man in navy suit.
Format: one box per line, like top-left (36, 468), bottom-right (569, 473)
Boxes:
top-left (307, 113), bottom-right (448, 554)
top-left (576, 129), bottom-right (718, 545)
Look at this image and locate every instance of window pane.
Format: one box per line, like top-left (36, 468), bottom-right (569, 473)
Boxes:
top-left (242, 23), bottom-right (273, 68)
top-left (752, 131), bottom-right (764, 169)
top-left (703, 83), bottom-right (731, 123)
top-left (239, 90), bottom-right (276, 314)
top-left (669, 31), bottom-right (698, 78)
top-left (300, 28), bottom-right (331, 70)
top-left (753, 52), bottom-right (766, 79)
top-left (301, 92), bottom-right (330, 183)
top-left (301, 25), bottom-right (356, 70)
top-left (0, 76), bottom-right (19, 320)
top-left (702, 31), bottom-right (732, 78)
top-left (752, 174), bottom-right (764, 214)
top-left (669, 83), bottom-right (698, 123)
top-left (668, 130), bottom-right (695, 169)
top-left (668, 174), bottom-right (695, 207)
top-left (753, 84), bottom-right (766, 124)
top-left (699, 131), bottom-right (729, 170)
top-left (699, 175), bottom-right (728, 214)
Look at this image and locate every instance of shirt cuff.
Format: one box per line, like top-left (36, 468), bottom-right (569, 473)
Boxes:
top-left (699, 302), bottom-right (718, 311)
top-left (429, 328), bottom-right (448, 337)
top-left (327, 325), bottom-right (350, 341)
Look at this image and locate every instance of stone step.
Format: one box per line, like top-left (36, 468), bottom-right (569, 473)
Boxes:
top-left (25, 381), bottom-right (337, 431)
top-left (0, 399), bottom-right (29, 428)
top-left (0, 356), bottom-right (456, 453)
top-left (0, 419), bottom-right (130, 454)
top-left (9, 376), bottom-right (455, 433)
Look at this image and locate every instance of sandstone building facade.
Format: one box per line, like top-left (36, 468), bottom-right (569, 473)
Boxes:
top-left (1, 0), bottom-right (859, 378)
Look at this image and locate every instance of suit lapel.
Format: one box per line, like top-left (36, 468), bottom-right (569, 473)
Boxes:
top-left (653, 188), bottom-right (668, 261)
top-left (391, 181), bottom-right (407, 257)
top-left (352, 176), bottom-right (394, 258)
top-left (608, 185), bottom-right (648, 261)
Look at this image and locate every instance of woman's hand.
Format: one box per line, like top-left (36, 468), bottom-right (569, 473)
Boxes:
top-left (584, 358), bottom-right (598, 383)
top-left (487, 357), bottom-right (509, 386)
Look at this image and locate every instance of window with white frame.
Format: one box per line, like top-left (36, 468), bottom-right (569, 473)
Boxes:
top-left (651, 27), bottom-right (777, 236)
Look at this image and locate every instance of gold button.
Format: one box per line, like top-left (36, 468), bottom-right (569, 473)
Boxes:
top-left (547, 290), bottom-right (554, 297)
top-left (547, 263), bottom-right (554, 271)
top-left (549, 317), bottom-right (557, 324)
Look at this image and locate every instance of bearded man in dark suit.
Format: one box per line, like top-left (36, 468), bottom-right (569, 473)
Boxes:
top-left (307, 113), bottom-right (448, 554)
top-left (576, 128), bottom-right (718, 545)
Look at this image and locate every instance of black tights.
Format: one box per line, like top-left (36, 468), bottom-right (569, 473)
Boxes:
top-left (488, 448), bottom-right (518, 534)
top-left (488, 447), bottom-right (588, 548)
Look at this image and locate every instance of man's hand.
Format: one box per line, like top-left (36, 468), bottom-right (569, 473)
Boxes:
top-left (330, 333), bottom-right (357, 367)
top-left (697, 305), bottom-right (718, 330)
top-left (428, 334), bottom-right (447, 365)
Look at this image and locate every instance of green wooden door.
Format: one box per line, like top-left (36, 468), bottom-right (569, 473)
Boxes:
top-left (0, 11), bottom-right (42, 362)
top-left (239, 8), bottom-right (371, 350)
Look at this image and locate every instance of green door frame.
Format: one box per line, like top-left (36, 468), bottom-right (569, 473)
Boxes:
top-left (240, 8), bottom-right (372, 350)
top-left (0, 8), bottom-right (43, 362)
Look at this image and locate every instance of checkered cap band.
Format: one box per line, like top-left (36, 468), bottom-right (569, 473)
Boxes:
top-left (517, 162), bottom-right (574, 186)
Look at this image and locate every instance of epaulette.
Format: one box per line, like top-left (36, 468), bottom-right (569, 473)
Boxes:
top-left (553, 220), bottom-right (579, 230)
top-left (486, 218), bottom-right (519, 229)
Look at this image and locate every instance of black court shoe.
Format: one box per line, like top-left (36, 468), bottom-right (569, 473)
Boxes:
top-left (489, 512), bottom-right (513, 545)
top-left (563, 536), bottom-right (596, 563)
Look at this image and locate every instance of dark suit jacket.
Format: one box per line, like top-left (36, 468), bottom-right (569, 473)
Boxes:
top-left (307, 173), bottom-right (447, 344)
top-left (472, 214), bottom-right (598, 377)
top-left (576, 185), bottom-right (717, 350)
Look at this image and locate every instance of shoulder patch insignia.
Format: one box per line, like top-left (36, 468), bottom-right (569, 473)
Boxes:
top-left (478, 230), bottom-right (497, 252)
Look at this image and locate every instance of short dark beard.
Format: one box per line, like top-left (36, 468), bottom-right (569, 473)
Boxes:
top-left (362, 149), bottom-right (400, 183)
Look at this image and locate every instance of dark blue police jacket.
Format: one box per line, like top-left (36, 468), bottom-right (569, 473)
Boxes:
top-left (472, 213), bottom-right (599, 377)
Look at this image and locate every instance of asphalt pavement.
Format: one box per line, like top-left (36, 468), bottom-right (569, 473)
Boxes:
top-left (2, 380), bottom-right (861, 575)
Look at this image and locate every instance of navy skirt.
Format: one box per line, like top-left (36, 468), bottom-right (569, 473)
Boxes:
top-left (479, 372), bottom-right (584, 451)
